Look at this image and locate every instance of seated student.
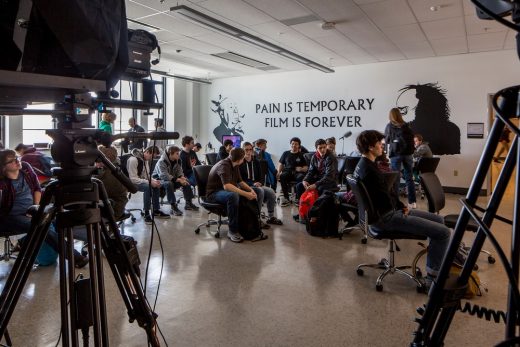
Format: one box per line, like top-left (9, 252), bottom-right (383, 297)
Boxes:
top-left (254, 138), bottom-right (277, 192)
top-left (239, 142), bottom-right (283, 226)
top-left (206, 147), bottom-right (261, 243)
top-left (178, 136), bottom-right (200, 211)
top-left (326, 137), bottom-right (337, 156)
top-left (153, 145), bottom-right (193, 216)
top-left (14, 143), bottom-right (53, 178)
top-left (295, 138), bottom-right (338, 203)
top-left (354, 130), bottom-right (452, 288)
top-left (217, 139), bottom-right (234, 161)
top-left (96, 145), bottom-right (128, 220)
top-left (413, 134), bottom-right (433, 163)
top-left (277, 137), bottom-right (308, 206)
top-left (127, 146), bottom-right (170, 224)
top-left (0, 150), bottom-right (88, 268)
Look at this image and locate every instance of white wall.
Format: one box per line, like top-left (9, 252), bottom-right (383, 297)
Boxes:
top-left (198, 50), bottom-right (520, 189)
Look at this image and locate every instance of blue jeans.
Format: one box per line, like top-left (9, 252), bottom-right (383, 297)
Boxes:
top-left (390, 155), bottom-right (416, 204)
top-left (136, 182), bottom-right (160, 212)
top-left (372, 209), bottom-right (451, 276)
top-left (160, 181), bottom-right (177, 206)
top-left (208, 190), bottom-right (240, 233)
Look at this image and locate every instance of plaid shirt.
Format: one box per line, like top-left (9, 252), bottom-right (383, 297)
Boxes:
top-left (0, 162), bottom-right (41, 216)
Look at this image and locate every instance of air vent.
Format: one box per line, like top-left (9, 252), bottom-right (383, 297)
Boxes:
top-left (280, 15), bottom-right (320, 26)
top-left (212, 52), bottom-right (275, 70)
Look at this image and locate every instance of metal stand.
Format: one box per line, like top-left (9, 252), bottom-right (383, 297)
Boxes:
top-left (0, 136), bottom-right (160, 346)
top-left (411, 86), bottom-right (520, 346)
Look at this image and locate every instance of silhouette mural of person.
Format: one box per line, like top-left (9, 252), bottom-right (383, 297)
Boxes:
top-left (211, 94), bottom-right (244, 144)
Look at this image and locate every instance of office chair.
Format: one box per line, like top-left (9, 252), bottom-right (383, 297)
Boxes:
top-left (347, 175), bottom-right (426, 292)
top-left (205, 153), bottom-right (218, 165)
top-left (303, 152), bottom-right (314, 166)
top-left (419, 172), bottom-right (495, 264)
top-left (193, 165), bottom-right (228, 238)
top-left (336, 156), bottom-right (347, 189)
top-left (414, 157), bottom-right (440, 199)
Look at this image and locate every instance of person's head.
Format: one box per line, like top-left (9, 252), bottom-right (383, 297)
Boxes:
top-left (154, 118), bottom-right (164, 128)
top-left (128, 117), bottom-right (136, 127)
top-left (193, 143), bottom-right (202, 152)
top-left (98, 145), bottom-right (118, 164)
top-left (223, 139), bottom-right (234, 152)
top-left (166, 145), bottom-right (181, 161)
top-left (229, 147), bottom-right (245, 165)
top-left (0, 149), bottom-right (21, 176)
top-left (242, 142), bottom-right (254, 160)
top-left (102, 112), bottom-right (117, 123)
top-left (326, 137), bottom-right (336, 152)
top-left (182, 136), bottom-right (194, 149)
top-left (315, 138), bottom-right (327, 156)
top-left (389, 107), bottom-right (405, 126)
top-left (143, 146), bottom-right (160, 161)
top-left (14, 143), bottom-right (28, 156)
top-left (356, 130), bottom-right (385, 158)
top-left (255, 138), bottom-right (267, 151)
top-left (414, 134), bottom-right (424, 148)
top-left (290, 137), bottom-right (301, 152)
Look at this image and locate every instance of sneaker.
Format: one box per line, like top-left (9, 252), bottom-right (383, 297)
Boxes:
top-left (144, 214), bottom-right (153, 225)
top-left (74, 255), bottom-right (89, 269)
top-left (408, 202), bottom-right (417, 209)
top-left (185, 202), bottom-right (200, 211)
top-left (260, 221), bottom-right (271, 230)
top-left (420, 275), bottom-right (436, 295)
top-left (453, 246), bottom-right (468, 268)
top-left (170, 205), bottom-right (183, 216)
top-left (251, 232), bottom-right (269, 242)
top-left (280, 197), bottom-right (291, 207)
top-left (153, 210), bottom-right (170, 219)
top-left (266, 216), bottom-right (283, 225)
top-left (227, 232), bottom-right (243, 243)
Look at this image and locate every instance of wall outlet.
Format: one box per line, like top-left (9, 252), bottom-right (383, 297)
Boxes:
top-left (454, 170), bottom-right (458, 176)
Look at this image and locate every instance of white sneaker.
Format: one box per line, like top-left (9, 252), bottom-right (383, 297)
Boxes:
top-left (408, 202), bottom-right (417, 209)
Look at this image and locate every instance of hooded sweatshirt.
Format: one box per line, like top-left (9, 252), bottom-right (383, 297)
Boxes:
top-left (127, 148), bottom-right (152, 185)
top-left (153, 151), bottom-right (184, 182)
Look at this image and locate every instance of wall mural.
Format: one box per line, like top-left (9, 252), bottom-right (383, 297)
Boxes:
top-left (210, 94), bottom-right (244, 144)
top-left (396, 83), bottom-right (461, 155)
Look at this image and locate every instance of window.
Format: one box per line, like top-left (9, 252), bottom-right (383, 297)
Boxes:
top-left (22, 103), bottom-right (54, 145)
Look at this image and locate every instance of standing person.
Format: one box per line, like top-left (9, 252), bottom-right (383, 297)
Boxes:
top-left (179, 136), bottom-right (200, 211)
top-left (384, 107), bottom-right (416, 209)
top-left (239, 142), bottom-right (283, 226)
top-left (277, 137), bottom-right (308, 207)
top-left (0, 150), bottom-right (88, 267)
top-left (127, 146), bottom-right (169, 223)
top-left (206, 148), bottom-right (262, 243)
top-left (413, 134), bottom-right (433, 163)
top-left (153, 145), bottom-right (192, 216)
top-left (99, 112), bottom-right (117, 134)
top-left (217, 139), bottom-right (233, 161)
top-left (254, 139), bottom-right (277, 192)
top-left (353, 130), bottom-right (451, 289)
top-left (128, 117), bottom-right (147, 150)
top-left (151, 118), bottom-right (168, 151)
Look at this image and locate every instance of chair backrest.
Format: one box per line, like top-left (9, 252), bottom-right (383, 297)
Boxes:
top-left (345, 156), bottom-right (361, 175)
top-left (336, 156), bottom-right (346, 184)
top-left (420, 172), bottom-right (446, 213)
top-left (205, 153), bottom-right (218, 165)
top-left (346, 174), bottom-right (378, 225)
top-left (193, 165), bottom-right (213, 198)
top-left (303, 152), bottom-right (314, 165)
top-left (416, 157), bottom-right (440, 174)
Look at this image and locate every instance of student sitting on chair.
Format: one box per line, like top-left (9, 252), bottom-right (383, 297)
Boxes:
top-left (153, 145), bottom-right (193, 216)
top-left (239, 142), bottom-right (283, 227)
top-left (179, 136), bottom-right (200, 211)
top-left (217, 139), bottom-right (234, 161)
top-left (127, 146), bottom-right (169, 224)
top-left (354, 130), bottom-right (452, 290)
top-left (277, 137), bottom-right (308, 207)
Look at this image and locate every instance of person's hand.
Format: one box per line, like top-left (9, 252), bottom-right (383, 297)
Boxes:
top-left (151, 179), bottom-right (161, 188)
top-left (403, 207), bottom-right (409, 215)
top-left (276, 172), bottom-right (281, 180)
top-left (190, 158), bottom-right (197, 166)
top-left (302, 181), bottom-right (310, 189)
top-left (246, 190), bottom-right (256, 200)
top-left (253, 182), bottom-right (262, 187)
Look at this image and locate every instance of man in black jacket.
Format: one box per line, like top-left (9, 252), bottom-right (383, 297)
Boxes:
top-left (295, 138), bottom-right (338, 204)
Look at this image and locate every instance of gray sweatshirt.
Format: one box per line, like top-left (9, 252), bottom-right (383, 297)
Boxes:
top-left (153, 151), bottom-right (183, 182)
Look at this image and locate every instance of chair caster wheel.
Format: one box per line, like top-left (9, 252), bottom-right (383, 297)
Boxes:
top-left (215, 232), bottom-right (220, 238)
top-left (131, 217), bottom-right (136, 223)
top-left (356, 268), bottom-right (364, 276)
top-left (361, 238), bottom-right (367, 244)
top-left (195, 228), bottom-right (200, 234)
top-left (415, 268), bottom-right (423, 279)
top-left (378, 259), bottom-right (387, 266)
top-left (376, 284), bottom-right (383, 292)
top-left (488, 256), bottom-right (496, 264)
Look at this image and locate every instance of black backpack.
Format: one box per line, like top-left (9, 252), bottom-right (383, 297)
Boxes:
top-left (387, 123), bottom-right (414, 156)
top-left (120, 154), bottom-right (143, 178)
top-left (306, 191), bottom-right (340, 238)
top-left (238, 197), bottom-right (263, 240)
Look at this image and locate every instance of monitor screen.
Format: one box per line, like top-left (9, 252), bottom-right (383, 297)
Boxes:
top-left (222, 135), bottom-right (242, 148)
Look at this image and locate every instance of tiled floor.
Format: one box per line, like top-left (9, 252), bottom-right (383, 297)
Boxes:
top-left (0, 192), bottom-right (514, 346)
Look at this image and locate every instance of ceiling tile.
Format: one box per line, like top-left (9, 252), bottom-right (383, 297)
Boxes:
top-left (468, 31), bottom-right (507, 52)
top-left (291, 21), bottom-right (334, 39)
top-left (243, 0), bottom-right (311, 21)
top-left (297, 0), bottom-right (359, 22)
top-left (197, 0), bottom-right (274, 26)
top-left (335, 18), bottom-right (389, 48)
top-left (130, 0), bottom-right (181, 13)
top-left (421, 17), bottom-right (465, 40)
top-left (167, 37), bottom-right (226, 54)
top-left (153, 30), bottom-right (185, 43)
top-left (409, 0), bottom-right (463, 22)
top-left (465, 14), bottom-right (506, 35)
top-left (360, 0), bottom-right (416, 28)
top-left (126, 1), bottom-right (160, 19)
top-left (430, 36), bottom-right (468, 55)
top-left (396, 40), bottom-right (435, 58)
top-left (382, 23), bottom-right (427, 43)
top-left (140, 13), bottom-right (212, 37)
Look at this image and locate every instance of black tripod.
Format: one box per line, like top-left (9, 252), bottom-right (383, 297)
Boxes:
top-left (0, 129), bottom-right (160, 346)
top-left (411, 86), bottom-right (520, 346)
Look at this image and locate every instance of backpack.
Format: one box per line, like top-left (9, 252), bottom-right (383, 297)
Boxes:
top-left (120, 154), bottom-right (143, 178)
top-left (238, 196), bottom-right (262, 240)
top-left (388, 123), bottom-right (414, 156)
top-left (306, 191), bottom-right (340, 238)
top-left (299, 189), bottom-right (319, 220)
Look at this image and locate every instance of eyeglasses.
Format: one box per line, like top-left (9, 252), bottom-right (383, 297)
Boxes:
top-left (245, 148), bottom-right (253, 152)
top-left (5, 157), bottom-right (20, 165)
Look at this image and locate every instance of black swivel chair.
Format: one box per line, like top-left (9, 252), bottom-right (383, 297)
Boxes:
top-left (193, 165), bottom-right (228, 238)
top-left (344, 156), bottom-right (361, 177)
top-left (347, 174), bottom-right (426, 292)
top-left (415, 157), bottom-right (440, 199)
top-left (336, 156), bottom-right (347, 189)
top-left (303, 152), bottom-right (314, 166)
top-left (419, 172), bottom-right (495, 264)
top-left (205, 153), bottom-right (218, 165)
